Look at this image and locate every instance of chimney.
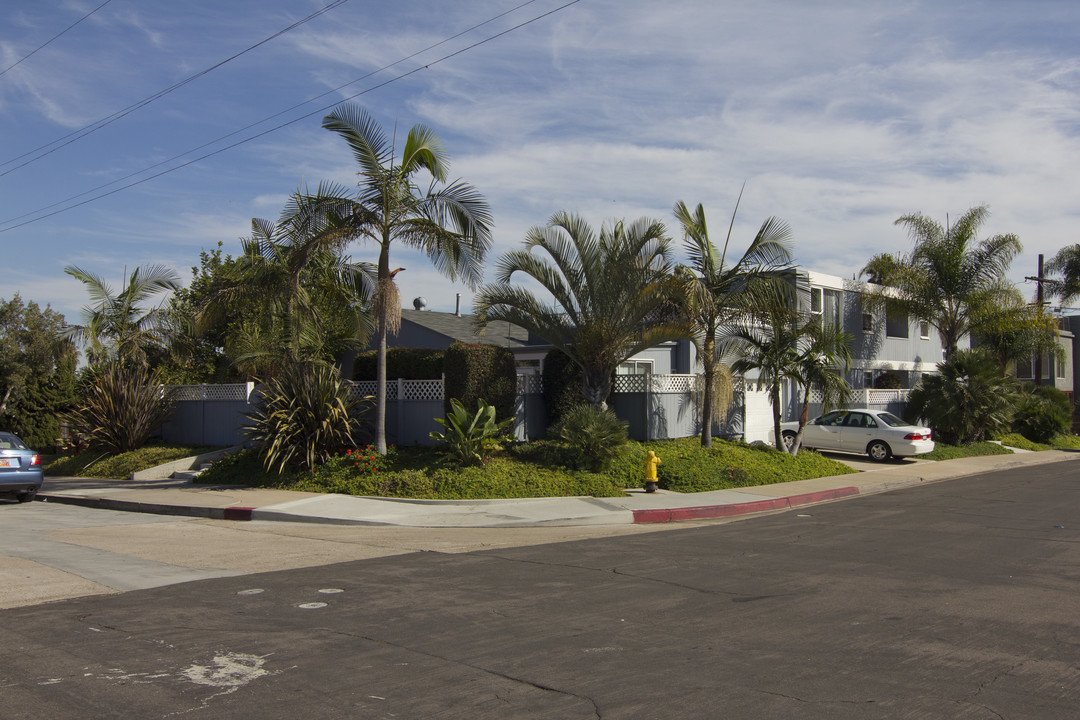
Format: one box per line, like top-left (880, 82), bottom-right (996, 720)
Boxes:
top-left (455, 293), bottom-right (461, 317)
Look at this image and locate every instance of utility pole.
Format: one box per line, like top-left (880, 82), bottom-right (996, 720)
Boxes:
top-left (1025, 254), bottom-right (1049, 384)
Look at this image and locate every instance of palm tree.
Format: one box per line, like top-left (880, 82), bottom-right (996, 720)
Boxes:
top-left (862, 205), bottom-right (1021, 356)
top-left (475, 212), bottom-right (691, 408)
top-left (674, 195), bottom-right (793, 447)
top-left (1045, 244), bottom-right (1080, 306)
top-left (64, 263), bottom-right (181, 366)
top-left (786, 317), bottom-right (854, 455)
top-left (322, 104), bottom-right (493, 454)
top-left (729, 302), bottom-right (807, 451)
top-left (199, 184), bottom-right (376, 379)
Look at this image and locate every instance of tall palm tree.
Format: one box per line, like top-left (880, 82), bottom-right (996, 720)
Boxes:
top-left (64, 263), bottom-right (181, 366)
top-left (476, 212), bottom-right (691, 408)
top-left (862, 205), bottom-right (1021, 356)
top-left (199, 184), bottom-right (375, 379)
top-left (674, 195), bottom-right (793, 447)
top-left (322, 104), bottom-right (493, 454)
top-left (787, 317), bottom-right (854, 455)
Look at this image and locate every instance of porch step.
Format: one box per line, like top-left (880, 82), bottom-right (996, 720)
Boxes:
top-left (171, 463), bottom-right (213, 481)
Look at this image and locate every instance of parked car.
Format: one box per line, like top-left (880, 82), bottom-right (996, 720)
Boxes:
top-left (781, 409), bottom-right (934, 462)
top-left (0, 432), bottom-right (43, 503)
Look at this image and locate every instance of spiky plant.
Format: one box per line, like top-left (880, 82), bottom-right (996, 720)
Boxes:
top-left (244, 363), bottom-right (369, 473)
top-left (64, 361), bottom-right (176, 453)
top-left (549, 403), bottom-right (629, 472)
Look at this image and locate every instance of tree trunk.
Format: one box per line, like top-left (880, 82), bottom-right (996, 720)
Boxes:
top-left (771, 384), bottom-right (783, 450)
top-left (582, 368), bottom-right (612, 410)
top-left (375, 318), bottom-right (387, 455)
top-left (700, 334), bottom-right (714, 448)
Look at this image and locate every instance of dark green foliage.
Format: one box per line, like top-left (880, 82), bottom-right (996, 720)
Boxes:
top-left (907, 349), bottom-right (1019, 445)
top-left (352, 348), bottom-right (445, 380)
top-left (873, 372), bottom-right (904, 389)
top-left (63, 361), bottom-right (177, 454)
top-left (443, 343), bottom-right (516, 420)
top-left (430, 398), bottom-right (513, 465)
top-left (548, 403), bottom-right (629, 471)
top-left (542, 349), bottom-right (587, 424)
top-left (0, 294), bottom-right (78, 449)
top-left (1012, 383), bottom-right (1071, 443)
top-left (244, 363), bottom-right (370, 473)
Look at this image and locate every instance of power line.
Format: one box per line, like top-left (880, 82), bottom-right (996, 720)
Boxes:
top-left (0, 0), bottom-right (351, 177)
top-left (0, 0), bottom-right (115, 79)
top-left (0, 0), bottom-right (581, 235)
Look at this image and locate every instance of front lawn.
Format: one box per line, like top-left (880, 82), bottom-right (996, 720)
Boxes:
top-left (45, 444), bottom-right (220, 479)
top-left (197, 438), bottom-right (858, 499)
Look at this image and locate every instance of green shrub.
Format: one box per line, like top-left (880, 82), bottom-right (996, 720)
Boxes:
top-left (1050, 434), bottom-right (1080, 450)
top-left (244, 363), bottom-right (370, 473)
top-left (542, 349), bottom-right (587, 425)
top-left (907, 349), bottom-right (1018, 444)
top-left (351, 348), bottom-right (444, 380)
top-left (1012, 384), bottom-right (1071, 444)
top-left (63, 361), bottom-right (177, 453)
top-left (443, 342), bottom-right (516, 421)
top-left (430, 398), bottom-right (513, 465)
top-left (548, 403), bottom-right (629, 471)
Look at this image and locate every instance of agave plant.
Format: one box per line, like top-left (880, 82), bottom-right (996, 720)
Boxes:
top-left (64, 361), bottom-right (177, 453)
top-left (244, 363), bottom-right (370, 473)
top-left (430, 398), bottom-right (512, 466)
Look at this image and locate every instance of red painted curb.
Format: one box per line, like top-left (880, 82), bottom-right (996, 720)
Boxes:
top-left (223, 506), bottom-right (255, 521)
top-left (632, 486), bottom-right (860, 524)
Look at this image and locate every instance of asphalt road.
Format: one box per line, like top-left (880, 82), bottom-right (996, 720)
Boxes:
top-left (3, 463), bottom-right (1078, 719)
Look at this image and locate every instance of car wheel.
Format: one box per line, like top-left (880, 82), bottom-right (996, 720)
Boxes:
top-left (16, 490), bottom-right (36, 503)
top-left (867, 440), bottom-right (891, 462)
top-left (781, 431), bottom-right (797, 451)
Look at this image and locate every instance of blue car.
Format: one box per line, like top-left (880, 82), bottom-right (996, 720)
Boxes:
top-left (0, 432), bottom-right (43, 503)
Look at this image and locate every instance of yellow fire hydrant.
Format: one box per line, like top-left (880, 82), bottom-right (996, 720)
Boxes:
top-left (644, 450), bottom-right (661, 493)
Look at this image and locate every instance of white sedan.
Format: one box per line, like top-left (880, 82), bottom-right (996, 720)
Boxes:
top-left (781, 409), bottom-right (934, 462)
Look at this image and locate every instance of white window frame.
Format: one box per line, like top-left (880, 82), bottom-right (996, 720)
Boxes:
top-left (919, 321), bottom-right (930, 340)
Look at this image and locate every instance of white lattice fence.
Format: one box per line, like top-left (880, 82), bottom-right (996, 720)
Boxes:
top-left (167, 383), bottom-right (253, 402)
top-left (517, 373), bottom-right (543, 395)
top-left (348, 379), bottom-right (444, 401)
top-left (613, 374), bottom-right (697, 393)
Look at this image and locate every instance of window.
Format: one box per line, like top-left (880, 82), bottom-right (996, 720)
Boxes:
top-left (617, 360), bottom-right (653, 375)
top-left (821, 289), bottom-right (841, 330)
top-left (811, 287), bottom-right (823, 314)
top-left (862, 313), bottom-right (873, 333)
top-left (1016, 356), bottom-right (1033, 379)
top-left (919, 321), bottom-right (930, 340)
top-left (1058, 354), bottom-right (1067, 380)
top-left (885, 301), bottom-right (908, 338)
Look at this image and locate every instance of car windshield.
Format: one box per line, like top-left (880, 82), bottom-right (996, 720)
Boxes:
top-left (876, 413), bottom-right (910, 427)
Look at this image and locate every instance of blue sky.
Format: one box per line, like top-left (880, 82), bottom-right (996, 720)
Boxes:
top-left (3, 0), bottom-right (1080, 324)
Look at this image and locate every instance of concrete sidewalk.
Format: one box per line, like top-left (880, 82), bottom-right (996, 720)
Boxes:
top-left (37, 450), bottom-right (1079, 528)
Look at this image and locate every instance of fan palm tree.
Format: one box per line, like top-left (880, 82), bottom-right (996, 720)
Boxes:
top-left (321, 104), bottom-right (493, 454)
top-left (64, 263), bottom-right (181, 366)
top-left (861, 205), bottom-right (1021, 356)
top-left (475, 212), bottom-right (691, 408)
top-left (674, 194), bottom-right (793, 447)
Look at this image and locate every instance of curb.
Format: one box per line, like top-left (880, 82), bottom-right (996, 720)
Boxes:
top-left (632, 487), bottom-right (861, 523)
top-left (37, 493), bottom-right (253, 521)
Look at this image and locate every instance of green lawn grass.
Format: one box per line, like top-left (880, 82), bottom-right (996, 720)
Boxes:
top-left (45, 444), bottom-right (220, 479)
top-left (197, 438), bottom-right (858, 499)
